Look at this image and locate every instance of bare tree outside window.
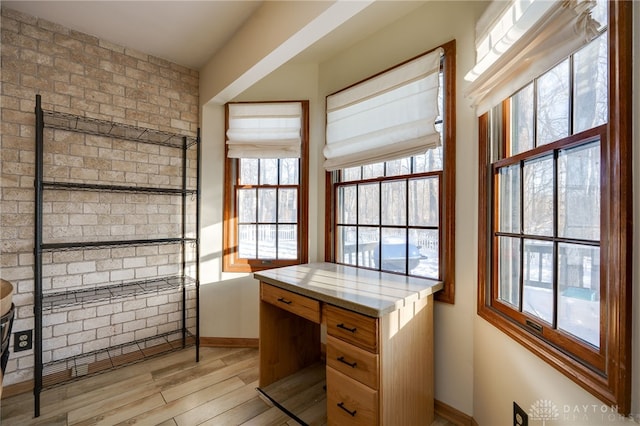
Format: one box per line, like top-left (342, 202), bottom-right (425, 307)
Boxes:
top-left (492, 32), bottom-right (607, 349)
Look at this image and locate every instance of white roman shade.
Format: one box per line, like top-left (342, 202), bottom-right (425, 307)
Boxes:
top-left (465, 0), bottom-right (603, 115)
top-left (226, 102), bottom-right (302, 158)
top-left (323, 48), bottom-right (443, 171)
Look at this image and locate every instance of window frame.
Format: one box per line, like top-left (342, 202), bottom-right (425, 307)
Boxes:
top-left (477, 1), bottom-right (632, 413)
top-left (325, 40), bottom-right (456, 304)
top-left (223, 101), bottom-right (309, 273)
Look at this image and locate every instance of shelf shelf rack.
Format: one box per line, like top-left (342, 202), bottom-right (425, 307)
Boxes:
top-left (33, 94), bottom-right (201, 417)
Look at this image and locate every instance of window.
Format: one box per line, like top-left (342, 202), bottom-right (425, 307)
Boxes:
top-left (326, 41), bottom-right (456, 303)
top-left (478, 1), bottom-right (632, 413)
top-left (223, 101), bottom-right (309, 272)
top-left (335, 153), bottom-right (441, 279)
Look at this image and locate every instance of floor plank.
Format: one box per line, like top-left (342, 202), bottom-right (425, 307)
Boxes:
top-left (70, 393), bottom-right (166, 426)
top-left (0, 346), bottom-right (458, 425)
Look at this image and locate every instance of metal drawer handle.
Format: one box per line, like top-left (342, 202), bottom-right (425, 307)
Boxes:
top-left (336, 323), bottom-right (356, 333)
top-left (277, 297), bottom-right (292, 305)
top-left (337, 356), bottom-right (357, 368)
top-left (337, 402), bottom-right (357, 417)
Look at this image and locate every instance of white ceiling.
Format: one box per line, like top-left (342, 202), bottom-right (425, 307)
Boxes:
top-left (3, 1), bottom-right (426, 71)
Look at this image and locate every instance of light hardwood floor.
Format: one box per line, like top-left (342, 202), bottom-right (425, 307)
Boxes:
top-left (0, 346), bottom-right (457, 425)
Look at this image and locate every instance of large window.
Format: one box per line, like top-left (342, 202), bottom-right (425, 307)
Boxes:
top-left (335, 152), bottom-right (442, 280)
top-left (478, 1), bottom-right (632, 413)
top-left (327, 41), bottom-right (456, 303)
top-left (223, 101), bottom-right (309, 272)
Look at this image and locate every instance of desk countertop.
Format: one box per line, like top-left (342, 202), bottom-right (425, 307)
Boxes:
top-left (254, 262), bottom-right (443, 317)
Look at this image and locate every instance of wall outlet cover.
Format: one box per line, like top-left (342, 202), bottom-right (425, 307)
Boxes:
top-left (14, 330), bottom-right (33, 352)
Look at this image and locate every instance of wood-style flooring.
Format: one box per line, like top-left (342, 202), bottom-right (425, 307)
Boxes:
top-left (0, 346), bottom-right (457, 425)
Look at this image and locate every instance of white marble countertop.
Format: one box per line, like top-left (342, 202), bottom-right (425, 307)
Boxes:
top-left (254, 262), bottom-right (443, 317)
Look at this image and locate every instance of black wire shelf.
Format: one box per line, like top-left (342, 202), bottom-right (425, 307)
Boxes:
top-left (42, 275), bottom-right (196, 311)
top-left (41, 181), bottom-right (197, 195)
top-left (42, 110), bottom-right (198, 148)
top-left (40, 237), bottom-right (197, 252)
top-left (33, 95), bottom-right (202, 418)
top-left (41, 330), bottom-right (196, 390)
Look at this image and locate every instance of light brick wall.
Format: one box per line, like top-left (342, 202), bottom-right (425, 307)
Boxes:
top-left (1, 7), bottom-right (199, 386)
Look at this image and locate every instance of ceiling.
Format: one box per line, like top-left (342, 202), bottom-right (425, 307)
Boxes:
top-left (3, 1), bottom-right (264, 70)
top-left (3, 1), bottom-right (426, 71)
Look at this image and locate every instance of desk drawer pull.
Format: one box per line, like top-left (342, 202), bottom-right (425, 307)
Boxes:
top-left (337, 402), bottom-right (357, 417)
top-left (277, 297), bottom-right (292, 305)
top-left (337, 356), bottom-right (357, 368)
top-left (337, 323), bottom-right (357, 333)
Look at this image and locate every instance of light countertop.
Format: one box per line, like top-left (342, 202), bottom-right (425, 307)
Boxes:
top-left (254, 262), bottom-right (443, 317)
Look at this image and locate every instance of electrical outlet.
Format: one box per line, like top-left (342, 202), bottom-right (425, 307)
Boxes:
top-left (514, 402), bottom-right (528, 426)
top-left (14, 330), bottom-right (32, 352)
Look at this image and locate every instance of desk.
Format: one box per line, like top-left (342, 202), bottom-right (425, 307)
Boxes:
top-left (254, 262), bottom-right (443, 425)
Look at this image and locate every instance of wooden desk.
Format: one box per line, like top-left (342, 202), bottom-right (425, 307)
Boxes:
top-left (254, 262), bottom-right (443, 426)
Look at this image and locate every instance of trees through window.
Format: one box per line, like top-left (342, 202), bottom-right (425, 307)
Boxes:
top-left (478, 1), bottom-right (633, 411)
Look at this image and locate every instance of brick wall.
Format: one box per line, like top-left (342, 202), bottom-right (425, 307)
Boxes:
top-left (0, 7), bottom-right (199, 387)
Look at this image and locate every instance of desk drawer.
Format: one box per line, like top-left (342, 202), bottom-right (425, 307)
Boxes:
top-left (327, 366), bottom-right (378, 426)
top-left (324, 304), bottom-right (378, 353)
top-left (326, 335), bottom-right (378, 389)
top-left (260, 283), bottom-right (321, 324)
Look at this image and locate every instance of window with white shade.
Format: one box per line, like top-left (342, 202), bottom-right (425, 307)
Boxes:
top-left (465, 0), bottom-right (607, 115)
top-left (326, 41), bottom-right (456, 303)
top-left (224, 101), bottom-right (309, 272)
top-left (476, 0), bottom-right (633, 414)
top-left (324, 47), bottom-right (443, 171)
top-left (226, 102), bottom-right (303, 159)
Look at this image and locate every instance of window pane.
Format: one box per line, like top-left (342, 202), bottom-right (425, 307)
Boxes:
top-left (414, 148), bottom-right (443, 173)
top-left (342, 167), bottom-right (361, 182)
top-left (381, 181), bottom-right (406, 226)
top-left (410, 228), bottom-right (438, 279)
top-left (498, 236), bottom-right (521, 308)
top-left (279, 158), bottom-right (299, 185)
top-left (558, 243), bottom-right (600, 347)
top-left (379, 228), bottom-right (407, 273)
top-left (277, 225), bottom-right (298, 259)
top-left (358, 226), bottom-right (379, 269)
top-left (239, 159), bottom-right (258, 185)
top-left (385, 158), bottom-right (411, 177)
top-left (574, 33), bottom-right (608, 134)
top-left (337, 225), bottom-right (357, 266)
top-left (258, 188), bottom-right (276, 222)
top-left (537, 59), bottom-right (569, 146)
top-left (510, 84), bottom-right (534, 155)
top-left (238, 224), bottom-right (256, 258)
top-left (238, 189), bottom-right (256, 223)
top-left (558, 141), bottom-right (600, 240)
top-left (523, 239), bottom-right (554, 324)
top-left (409, 177), bottom-right (439, 227)
top-left (338, 185), bottom-right (357, 224)
top-left (259, 159), bottom-right (278, 185)
top-left (498, 165), bottom-right (520, 233)
top-left (257, 224), bottom-right (276, 258)
top-left (362, 162), bottom-right (384, 179)
top-left (358, 183), bottom-right (379, 225)
top-left (278, 189), bottom-right (297, 223)
top-left (523, 156), bottom-right (553, 236)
